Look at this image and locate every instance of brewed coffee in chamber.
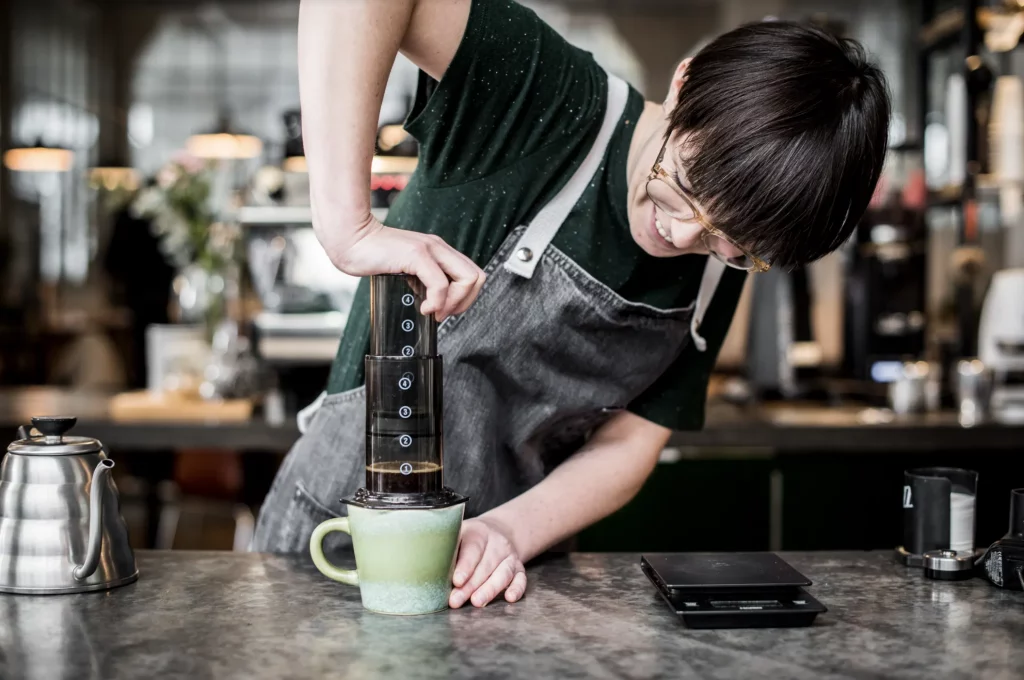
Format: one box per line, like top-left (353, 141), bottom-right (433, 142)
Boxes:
top-left (366, 461), bottom-right (443, 494)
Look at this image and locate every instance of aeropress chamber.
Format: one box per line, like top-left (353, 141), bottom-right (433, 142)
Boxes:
top-left (345, 274), bottom-right (467, 510)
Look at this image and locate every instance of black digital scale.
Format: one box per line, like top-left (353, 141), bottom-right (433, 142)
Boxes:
top-left (641, 553), bottom-right (827, 629)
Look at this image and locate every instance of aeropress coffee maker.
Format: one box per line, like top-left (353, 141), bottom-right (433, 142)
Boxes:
top-left (309, 275), bottom-right (468, 615)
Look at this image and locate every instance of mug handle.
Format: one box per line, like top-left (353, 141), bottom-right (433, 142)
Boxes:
top-left (309, 517), bottom-right (358, 586)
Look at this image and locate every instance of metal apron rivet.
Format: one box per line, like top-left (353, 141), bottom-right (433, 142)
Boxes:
top-left (516, 247), bottom-right (533, 262)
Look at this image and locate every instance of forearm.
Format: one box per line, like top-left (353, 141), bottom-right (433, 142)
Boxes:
top-left (482, 411), bottom-right (670, 562)
top-left (297, 0), bottom-right (415, 259)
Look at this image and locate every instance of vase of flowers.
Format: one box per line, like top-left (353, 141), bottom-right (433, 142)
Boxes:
top-left (131, 152), bottom-right (241, 341)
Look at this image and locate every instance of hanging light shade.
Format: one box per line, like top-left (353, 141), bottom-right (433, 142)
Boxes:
top-left (3, 140), bottom-right (74, 172)
top-left (89, 156), bottom-right (139, 191)
top-left (282, 155), bottom-right (307, 173)
top-left (187, 113), bottom-right (263, 160)
top-left (377, 124), bottom-right (410, 153)
top-left (89, 166), bottom-right (139, 191)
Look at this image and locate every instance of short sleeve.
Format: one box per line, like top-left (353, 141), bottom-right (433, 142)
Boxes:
top-left (403, 0), bottom-right (605, 188)
top-left (627, 268), bottom-right (748, 431)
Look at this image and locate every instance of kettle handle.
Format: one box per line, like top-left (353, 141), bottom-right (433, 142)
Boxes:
top-left (72, 459), bottom-right (115, 581)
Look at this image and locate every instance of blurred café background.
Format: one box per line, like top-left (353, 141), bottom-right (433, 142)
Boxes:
top-left (0, 0), bottom-right (1022, 554)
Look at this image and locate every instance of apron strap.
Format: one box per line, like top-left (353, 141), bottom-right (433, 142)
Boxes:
top-left (504, 74), bottom-right (630, 279)
top-left (689, 257), bottom-right (727, 352)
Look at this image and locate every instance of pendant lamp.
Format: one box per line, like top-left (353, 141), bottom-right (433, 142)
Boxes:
top-left (187, 112), bottom-right (263, 160)
top-left (89, 155), bottom-right (139, 191)
top-left (3, 139), bottom-right (74, 173)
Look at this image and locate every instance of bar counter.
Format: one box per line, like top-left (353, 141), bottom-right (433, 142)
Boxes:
top-left (1, 550), bottom-right (1020, 679)
top-left (1, 387), bottom-right (1021, 453)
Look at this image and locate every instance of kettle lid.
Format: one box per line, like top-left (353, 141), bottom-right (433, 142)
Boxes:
top-left (8, 416), bottom-right (102, 455)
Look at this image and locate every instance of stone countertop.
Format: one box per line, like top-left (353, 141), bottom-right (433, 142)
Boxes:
top-left (1, 551), bottom-right (1020, 680)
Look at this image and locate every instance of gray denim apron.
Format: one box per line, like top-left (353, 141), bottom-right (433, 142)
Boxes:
top-left (252, 74), bottom-right (726, 553)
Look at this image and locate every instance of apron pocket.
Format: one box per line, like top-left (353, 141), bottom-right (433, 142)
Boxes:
top-left (254, 387), bottom-right (366, 553)
top-left (275, 482), bottom-right (345, 555)
top-left (293, 481), bottom-right (341, 522)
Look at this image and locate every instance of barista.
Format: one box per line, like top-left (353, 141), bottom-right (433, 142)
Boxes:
top-left (253, 0), bottom-right (890, 609)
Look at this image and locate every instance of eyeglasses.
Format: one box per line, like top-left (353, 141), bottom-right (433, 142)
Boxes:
top-left (645, 138), bottom-right (771, 273)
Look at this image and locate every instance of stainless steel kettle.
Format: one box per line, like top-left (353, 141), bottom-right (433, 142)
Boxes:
top-left (0, 416), bottom-right (138, 594)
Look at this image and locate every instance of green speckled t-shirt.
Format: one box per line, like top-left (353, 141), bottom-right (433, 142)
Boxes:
top-left (327, 0), bottom-right (746, 431)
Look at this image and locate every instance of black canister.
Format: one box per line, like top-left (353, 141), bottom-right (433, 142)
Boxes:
top-left (898, 467), bottom-right (978, 567)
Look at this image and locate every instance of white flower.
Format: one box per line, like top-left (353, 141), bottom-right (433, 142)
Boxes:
top-left (157, 165), bottom-right (180, 189)
top-left (130, 187), bottom-right (164, 218)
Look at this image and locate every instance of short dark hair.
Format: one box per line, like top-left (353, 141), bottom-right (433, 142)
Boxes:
top-left (670, 21), bottom-right (890, 269)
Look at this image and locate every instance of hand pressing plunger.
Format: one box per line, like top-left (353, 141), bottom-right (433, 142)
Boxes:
top-left (449, 516), bottom-right (528, 608)
top-left (315, 213), bottom-right (485, 322)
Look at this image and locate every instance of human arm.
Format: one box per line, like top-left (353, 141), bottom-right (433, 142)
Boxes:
top-left (449, 410), bottom-right (670, 607)
top-left (297, 0), bottom-right (482, 319)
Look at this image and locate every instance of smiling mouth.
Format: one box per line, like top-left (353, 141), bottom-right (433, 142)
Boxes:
top-left (650, 208), bottom-right (675, 248)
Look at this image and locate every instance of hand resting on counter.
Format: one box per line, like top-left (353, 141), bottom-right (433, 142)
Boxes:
top-left (449, 516), bottom-right (527, 608)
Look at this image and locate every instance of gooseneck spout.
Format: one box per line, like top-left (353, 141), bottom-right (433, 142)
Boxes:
top-left (72, 459), bottom-right (114, 581)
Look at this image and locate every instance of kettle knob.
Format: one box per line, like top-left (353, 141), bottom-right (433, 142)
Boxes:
top-left (30, 416), bottom-right (77, 442)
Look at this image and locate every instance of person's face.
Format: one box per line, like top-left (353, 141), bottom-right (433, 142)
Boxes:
top-left (626, 60), bottom-right (752, 264)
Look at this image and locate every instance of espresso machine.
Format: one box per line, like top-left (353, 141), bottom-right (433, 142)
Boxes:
top-left (746, 266), bottom-right (822, 399)
top-left (843, 203), bottom-right (928, 385)
top-left (349, 275), bottom-right (467, 509)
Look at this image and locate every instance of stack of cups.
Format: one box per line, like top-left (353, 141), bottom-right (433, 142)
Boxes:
top-left (364, 275), bottom-right (445, 500)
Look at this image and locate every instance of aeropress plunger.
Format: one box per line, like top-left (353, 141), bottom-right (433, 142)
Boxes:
top-left (346, 274), bottom-right (467, 509)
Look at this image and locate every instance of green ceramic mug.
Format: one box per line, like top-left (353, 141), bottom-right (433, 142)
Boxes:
top-left (310, 503), bottom-right (464, 615)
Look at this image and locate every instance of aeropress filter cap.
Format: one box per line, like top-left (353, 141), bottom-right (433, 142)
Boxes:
top-left (346, 275), bottom-right (466, 510)
top-left (923, 550), bottom-right (974, 581)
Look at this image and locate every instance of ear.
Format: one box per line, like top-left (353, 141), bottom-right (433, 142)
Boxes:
top-left (662, 58), bottom-right (692, 117)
